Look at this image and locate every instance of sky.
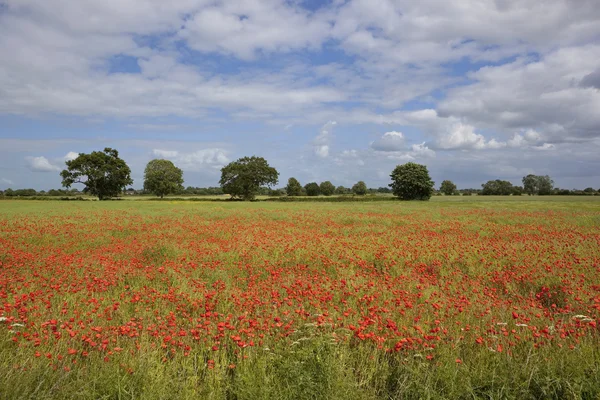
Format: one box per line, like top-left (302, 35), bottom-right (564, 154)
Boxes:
top-left (1, 0), bottom-right (599, 191)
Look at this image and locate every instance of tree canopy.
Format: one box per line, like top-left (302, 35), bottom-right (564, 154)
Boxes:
top-left (143, 159), bottom-right (184, 198)
top-left (440, 180), bottom-right (457, 195)
top-left (319, 181), bottom-right (335, 196)
top-left (304, 182), bottom-right (320, 196)
top-left (285, 177), bottom-right (303, 196)
top-left (522, 174), bottom-right (554, 195)
top-left (219, 156), bottom-right (279, 201)
top-left (352, 181), bottom-right (367, 196)
top-left (389, 162), bottom-right (434, 200)
top-left (60, 148), bottom-right (133, 200)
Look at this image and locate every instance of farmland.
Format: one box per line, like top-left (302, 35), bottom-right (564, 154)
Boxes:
top-left (1, 198), bottom-right (599, 399)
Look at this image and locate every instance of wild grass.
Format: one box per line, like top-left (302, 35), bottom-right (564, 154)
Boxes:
top-left (0, 198), bottom-right (599, 399)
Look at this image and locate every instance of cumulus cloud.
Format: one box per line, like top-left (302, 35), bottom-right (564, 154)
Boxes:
top-left (151, 148), bottom-right (229, 171)
top-left (152, 149), bottom-right (179, 158)
top-left (64, 152), bottom-right (79, 161)
top-left (313, 121), bottom-right (336, 158)
top-left (25, 156), bottom-right (60, 172)
top-left (370, 131), bottom-right (405, 152)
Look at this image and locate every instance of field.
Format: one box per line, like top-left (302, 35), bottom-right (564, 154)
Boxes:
top-left (1, 198), bottom-right (599, 399)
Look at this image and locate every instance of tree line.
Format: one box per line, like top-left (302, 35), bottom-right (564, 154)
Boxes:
top-left (1, 148), bottom-right (598, 200)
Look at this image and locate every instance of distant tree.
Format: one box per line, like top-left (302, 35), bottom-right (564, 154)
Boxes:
top-left (143, 159), bottom-right (184, 198)
top-left (389, 162), bottom-right (434, 200)
top-left (4, 188), bottom-right (14, 196)
top-left (522, 174), bottom-right (554, 195)
top-left (583, 187), bottom-right (595, 194)
top-left (304, 182), bottom-right (320, 196)
top-left (352, 181), bottom-right (368, 196)
top-left (219, 156), bottom-right (279, 201)
top-left (481, 180), bottom-right (514, 195)
top-left (537, 176), bottom-right (554, 195)
top-left (285, 177), bottom-right (303, 196)
top-left (335, 186), bottom-right (349, 195)
top-left (377, 187), bottom-right (392, 193)
top-left (319, 181), bottom-right (335, 196)
top-left (60, 148), bottom-right (133, 200)
top-left (440, 180), bottom-right (457, 195)
top-left (512, 185), bottom-right (524, 196)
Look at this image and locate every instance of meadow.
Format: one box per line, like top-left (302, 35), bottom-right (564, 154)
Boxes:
top-left (0, 197), bottom-right (599, 399)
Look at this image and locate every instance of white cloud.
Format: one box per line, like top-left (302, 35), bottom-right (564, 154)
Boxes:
top-left (1, 178), bottom-right (14, 185)
top-left (152, 149), bottom-right (179, 158)
top-left (313, 121), bottom-right (336, 158)
top-left (410, 142), bottom-right (436, 158)
top-left (64, 151), bottom-right (79, 161)
top-left (370, 131), bottom-right (405, 151)
top-left (25, 156), bottom-right (60, 172)
top-left (151, 148), bottom-right (229, 171)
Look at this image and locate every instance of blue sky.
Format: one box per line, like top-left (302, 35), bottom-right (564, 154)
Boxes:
top-left (1, 0), bottom-right (599, 190)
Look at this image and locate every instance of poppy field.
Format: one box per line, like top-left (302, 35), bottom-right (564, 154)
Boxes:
top-left (1, 198), bottom-right (599, 399)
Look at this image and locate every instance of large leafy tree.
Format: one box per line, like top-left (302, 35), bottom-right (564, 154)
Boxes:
top-left (319, 181), bottom-right (335, 196)
top-left (219, 156), bottom-right (279, 200)
top-left (285, 177), bottom-right (303, 196)
top-left (304, 182), bottom-right (320, 196)
top-left (143, 159), bottom-right (184, 198)
top-left (440, 180), bottom-right (457, 195)
top-left (481, 179), bottom-right (515, 195)
top-left (522, 174), bottom-right (554, 195)
top-left (352, 181), bottom-right (368, 195)
top-left (389, 162), bottom-right (434, 200)
top-left (60, 148), bottom-right (133, 200)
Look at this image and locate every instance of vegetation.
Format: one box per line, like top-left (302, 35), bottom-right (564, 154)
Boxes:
top-left (219, 156), bottom-right (279, 201)
top-left (440, 180), bottom-right (457, 195)
top-left (60, 148), bottom-right (133, 200)
top-left (319, 181), bottom-right (335, 196)
top-left (143, 159), bottom-right (184, 198)
top-left (0, 199), bottom-right (599, 399)
top-left (389, 162), bottom-right (434, 200)
top-left (285, 177), bottom-right (303, 196)
top-left (351, 181), bottom-right (367, 196)
top-left (522, 174), bottom-right (554, 195)
top-left (304, 182), bottom-right (320, 196)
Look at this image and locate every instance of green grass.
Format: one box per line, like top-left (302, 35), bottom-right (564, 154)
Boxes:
top-left (0, 197), bottom-right (599, 399)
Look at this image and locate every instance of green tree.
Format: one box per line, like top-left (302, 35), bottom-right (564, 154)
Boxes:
top-left (60, 148), bottom-right (133, 200)
top-left (352, 181), bottom-right (368, 196)
top-left (285, 177), bottom-right (303, 196)
top-left (481, 180), bottom-right (514, 195)
top-left (335, 186), bottom-right (348, 195)
top-left (304, 182), bottom-right (320, 196)
top-left (522, 174), bottom-right (554, 195)
top-left (389, 163), bottom-right (434, 200)
top-left (143, 159), bottom-right (184, 198)
top-left (219, 156), bottom-right (279, 201)
top-left (319, 181), bottom-right (335, 196)
top-left (440, 180), bottom-right (457, 195)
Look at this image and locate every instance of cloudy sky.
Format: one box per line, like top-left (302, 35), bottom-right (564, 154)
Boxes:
top-left (1, 0), bottom-right (599, 190)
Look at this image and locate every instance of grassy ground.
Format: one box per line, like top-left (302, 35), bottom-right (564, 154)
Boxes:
top-left (0, 198), bottom-right (599, 399)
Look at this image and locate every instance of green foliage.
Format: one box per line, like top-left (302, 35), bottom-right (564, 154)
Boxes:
top-left (351, 181), bottom-right (367, 196)
top-left (143, 159), bottom-right (184, 198)
top-left (60, 148), bottom-right (133, 200)
top-left (304, 182), bottom-right (320, 196)
top-left (522, 174), bottom-right (554, 195)
top-left (481, 179), bottom-right (515, 195)
top-left (319, 181), bottom-right (335, 196)
top-left (335, 186), bottom-right (349, 195)
top-left (440, 180), bottom-right (457, 195)
top-left (285, 177), bottom-right (303, 196)
top-left (389, 163), bottom-right (434, 200)
top-left (219, 156), bottom-right (279, 201)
